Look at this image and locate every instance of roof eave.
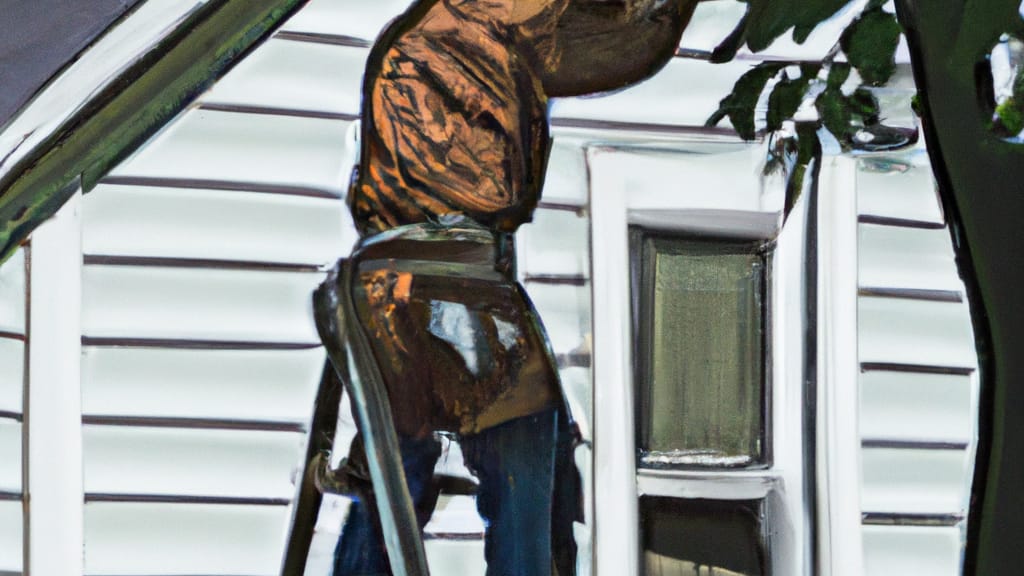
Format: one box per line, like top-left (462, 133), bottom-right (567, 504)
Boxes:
top-left (0, 0), bottom-right (307, 262)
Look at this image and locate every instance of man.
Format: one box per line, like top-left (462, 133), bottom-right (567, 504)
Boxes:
top-left (326, 1), bottom-right (697, 574)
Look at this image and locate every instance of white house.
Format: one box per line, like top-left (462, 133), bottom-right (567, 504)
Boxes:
top-left (0, 1), bottom-right (981, 575)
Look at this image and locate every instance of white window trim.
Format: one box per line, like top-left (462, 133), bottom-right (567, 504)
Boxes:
top-left (816, 156), bottom-right (864, 576)
top-left (588, 146), bottom-right (639, 576)
top-left (27, 189), bottom-right (84, 575)
top-left (586, 139), bottom-right (859, 576)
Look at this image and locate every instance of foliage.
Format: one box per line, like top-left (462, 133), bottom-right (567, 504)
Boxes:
top-left (995, 97), bottom-right (1024, 135)
top-left (840, 5), bottom-right (902, 85)
top-left (712, 0), bottom-right (850, 61)
top-left (706, 1), bottom-right (906, 151)
top-left (706, 63), bottom-right (785, 139)
top-left (766, 64), bottom-right (822, 131)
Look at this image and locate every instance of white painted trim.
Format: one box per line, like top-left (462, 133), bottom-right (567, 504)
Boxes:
top-left (637, 471), bottom-right (781, 501)
top-left (586, 139), bottom-right (813, 576)
top-left (771, 179), bottom-right (811, 576)
top-left (27, 190), bottom-right (84, 575)
top-left (816, 157), bottom-right (863, 576)
top-left (551, 125), bottom-right (752, 148)
top-left (587, 147), bottom-right (639, 576)
top-left (0, 0), bottom-right (208, 180)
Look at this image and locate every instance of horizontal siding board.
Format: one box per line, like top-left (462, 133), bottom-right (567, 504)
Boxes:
top-left (860, 371), bottom-right (973, 444)
top-left (202, 39), bottom-right (366, 116)
top-left (279, 0), bottom-right (410, 41)
top-left (82, 184), bottom-right (354, 266)
top-left (0, 339), bottom-right (23, 415)
top-left (108, 110), bottom-right (351, 196)
top-left (81, 416), bottom-right (304, 433)
top-left (861, 525), bottom-right (961, 576)
top-left (0, 501), bottom-right (21, 572)
top-left (678, 0), bottom-right (746, 53)
top-left (541, 141), bottom-right (588, 205)
top-left (277, 0), bottom-right (843, 64)
top-left (856, 152), bottom-right (944, 225)
top-left (522, 282), bottom-right (590, 357)
top-left (517, 208), bottom-right (590, 278)
top-left (858, 224), bottom-right (962, 293)
top-left (83, 502), bottom-right (289, 575)
top-left (0, 421), bottom-right (20, 493)
top-left (858, 297), bottom-right (977, 369)
top-left (81, 266), bottom-right (324, 343)
top-left (424, 539), bottom-right (485, 575)
top-left (0, 249), bottom-right (25, 336)
top-left (83, 426), bottom-right (304, 500)
top-left (550, 59), bottom-right (756, 129)
top-left (422, 495), bottom-right (485, 536)
top-left (615, 143), bottom-right (770, 214)
top-left (82, 347), bottom-right (324, 423)
top-left (861, 448), bottom-right (969, 515)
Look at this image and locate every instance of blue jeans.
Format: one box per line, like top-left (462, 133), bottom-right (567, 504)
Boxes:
top-left (333, 409), bottom-right (560, 576)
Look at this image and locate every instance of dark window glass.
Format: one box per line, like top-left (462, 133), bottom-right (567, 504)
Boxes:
top-left (633, 231), bottom-right (768, 468)
top-left (640, 496), bottom-right (767, 576)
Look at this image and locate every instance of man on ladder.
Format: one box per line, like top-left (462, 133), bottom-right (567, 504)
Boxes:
top-left (287, 1), bottom-right (698, 574)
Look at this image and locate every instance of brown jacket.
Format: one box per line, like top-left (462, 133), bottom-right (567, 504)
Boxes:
top-left (348, 0), bottom-right (567, 435)
top-left (347, 0), bottom-right (697, 435)
top-left (349, 0), bottom-right (565, 236)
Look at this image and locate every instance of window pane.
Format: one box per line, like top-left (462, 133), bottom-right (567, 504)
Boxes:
top-left (635, 233), bottom-right (766, 468)
top-left (640, 496), bottom-right (766, 576)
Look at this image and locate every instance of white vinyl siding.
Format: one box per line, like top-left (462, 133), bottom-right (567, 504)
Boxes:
top-left (0, 502), bottom-right (22, 575)
top-left (83, 503), bottom-right (291, 575)
top-left (81, 347), bottom-right (324, 423)
top-left (856, 148), bottom-right (980, 576)
top-left (82, 184), bottom-right (352, 265)
top-left (0, 247), bottom-right (25, 575)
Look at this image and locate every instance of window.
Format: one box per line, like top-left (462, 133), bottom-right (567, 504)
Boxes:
top-left (632, 230), bottom-right (769, 469)
top-left (640, 496), bottom-right (767, 576)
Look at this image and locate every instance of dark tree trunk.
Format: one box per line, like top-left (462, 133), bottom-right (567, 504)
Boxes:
top-left (895, 1), bottom-right (1024, 573)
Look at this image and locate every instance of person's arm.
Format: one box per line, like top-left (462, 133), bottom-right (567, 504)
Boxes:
top-left (541, 0), bottom-right (700, 97)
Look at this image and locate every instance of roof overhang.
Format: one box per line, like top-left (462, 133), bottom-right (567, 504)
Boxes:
top-left (0, 0), bottom-right (307, 263)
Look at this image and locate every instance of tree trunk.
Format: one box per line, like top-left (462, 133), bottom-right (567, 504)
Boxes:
top-left (895, 1), bottom-right (1024, 573)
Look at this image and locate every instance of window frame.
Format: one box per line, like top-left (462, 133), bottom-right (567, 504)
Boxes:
top-left (585, 140), bottom-right (814, 576)
top-left (630, 228), bottom-right (774, 471)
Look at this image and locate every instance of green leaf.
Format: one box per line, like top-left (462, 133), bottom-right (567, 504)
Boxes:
top-left (848, 87), bottom-right (881, 124)
top-left (840, 7), bottom-right (901, 86)
top-left (743, 0), bottom-right (853, 52)
top-left (767, 72), bottom-right (814, 131)
top-left (815, 88), bottom-right (853, 140)
top-left (710, 12), bottom-right (749, 63)
top-left (826, 63), bottom-right (852, 90)
top-left (707, 63), bottom-right (785, 140)
top-left (784, 122), bottom-right (822, 217)
top-left (996, 97), bottom-right (1024, 136)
